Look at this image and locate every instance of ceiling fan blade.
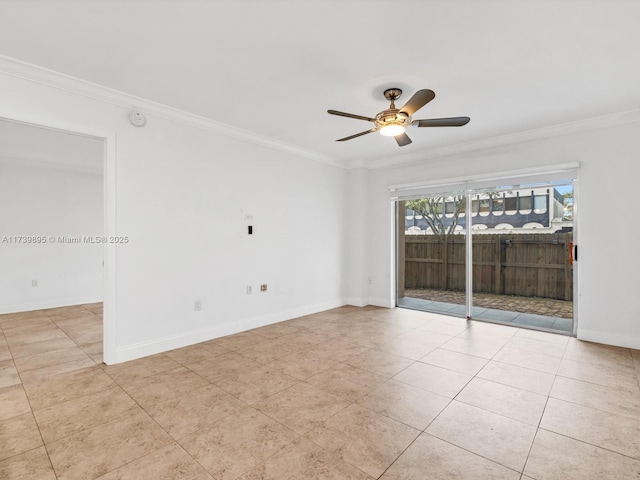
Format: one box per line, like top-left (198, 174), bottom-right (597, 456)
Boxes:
top-left (336, 128), bottom-right (377, 142)
top-left (413, 117), bottom-right (471, 127)
top-left (399, 89), bottom-right (435, 116)
top-left (395, 132), bottom-right (412, 147)
top-left (328, 110), bottom-right (376, 122)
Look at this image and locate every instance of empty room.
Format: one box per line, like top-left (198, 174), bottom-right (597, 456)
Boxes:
top-left (1, 1), bottom-right (639, 479)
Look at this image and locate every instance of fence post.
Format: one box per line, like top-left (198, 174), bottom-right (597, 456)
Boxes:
top-left (442, 234), bottom-right (449, 290)
top-left (494, 235), bottom-right (502, 294)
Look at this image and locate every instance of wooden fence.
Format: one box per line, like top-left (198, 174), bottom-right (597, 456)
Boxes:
top-left (401, 232), bottom-right (573, 300)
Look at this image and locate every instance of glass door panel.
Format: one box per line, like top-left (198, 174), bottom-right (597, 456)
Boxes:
top-left (469, 182), bottom-right (574, 333)
top-left (397, 194), bottom-right (468, 316)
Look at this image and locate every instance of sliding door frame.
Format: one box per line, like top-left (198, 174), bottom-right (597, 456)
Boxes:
top-left (391, 164), bottom-right (579, 333)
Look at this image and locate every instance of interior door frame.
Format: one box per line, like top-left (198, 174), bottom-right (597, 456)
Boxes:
top-left (0, 113), bottom-right (118, 363)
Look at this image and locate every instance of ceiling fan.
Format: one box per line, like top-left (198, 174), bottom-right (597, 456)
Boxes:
top-left (328, 88), bottom-right (470, 147)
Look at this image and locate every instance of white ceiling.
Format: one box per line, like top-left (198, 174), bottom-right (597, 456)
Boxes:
top-left (1, 0), bottom-right (639, 168)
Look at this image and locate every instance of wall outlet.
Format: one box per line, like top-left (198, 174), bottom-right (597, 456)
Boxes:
top-left (31, 279), bottom-right (38, 287)
top-left (368, 277), bottom-right (373, 285)
top-left (194, 300), bottom-right (201, 311)
top-left (246, 285), bottom-right (253, 295)
top-left (260, 284), bottom-right (267, 292)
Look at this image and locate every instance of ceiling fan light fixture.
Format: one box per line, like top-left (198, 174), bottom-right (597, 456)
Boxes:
top-left (379, 123), bottom-right (406, 137)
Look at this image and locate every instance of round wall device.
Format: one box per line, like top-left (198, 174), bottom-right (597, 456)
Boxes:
top-left (129, 111), bottom-right (147, 127)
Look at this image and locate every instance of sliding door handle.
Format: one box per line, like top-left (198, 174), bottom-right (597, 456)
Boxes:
top-left (569, 242), bottom-right (577, 264)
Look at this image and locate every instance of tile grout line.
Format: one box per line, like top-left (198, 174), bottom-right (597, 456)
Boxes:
top-left (520, 379), bottom-right (554, 478)
top-left (536, 426), bottom-right (640, 463)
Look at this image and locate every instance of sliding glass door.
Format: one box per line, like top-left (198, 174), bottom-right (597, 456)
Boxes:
top-left (395, 174), bottom-right (576, 335)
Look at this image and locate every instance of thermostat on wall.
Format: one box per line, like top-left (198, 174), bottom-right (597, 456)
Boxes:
top-left (129, 111), bottom-right (147, 127)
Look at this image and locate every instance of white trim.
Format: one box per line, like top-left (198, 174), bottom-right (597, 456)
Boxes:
top-left (0, 54), bottom-right (341, 168)
top-left (346, 297), bottom-right (368, 308)
top-left (391, 166), bottom-right (579, 336)
top-left (572, 176), bottom-right (580, 337)
top-left (577, 328), bottom-right (640, 351)
top-left (0, 113), bottom-right (117, 365)
top-left (0, 114), bottom-right (110, 144)
top-left (111, 299), bottom-right (345, 364)
top-left (465, 193), bottom-right (473, 319)
top-left (389, 200), bottom-right (398, 309)
top-left (0, 154), bottom-right (102, 175)
top-left (351, 110), bottom-right (640, 170)
top-left (0, 296), bottom-right (103, 315)
top-left (389, 165), bottom-right (579, 201)
top-left (389, 162), bottom-right (580, 197)
top-left (368, 297), bottom-right (394, 308)
top-left (103, 133), bottom-right (118, 365)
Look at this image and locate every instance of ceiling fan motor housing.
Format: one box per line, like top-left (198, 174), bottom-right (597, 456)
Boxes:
top-left (374, 109), bottom-right (410, 131)
top-left (377, 88), bottom-right (411, 131)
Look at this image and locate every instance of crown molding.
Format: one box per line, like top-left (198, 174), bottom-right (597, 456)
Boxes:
top-left (0, 55), bottom-right (343, 168)
top-left (3, 55), bottom-right (639, 173)
top-left (347, 109), bottom-right (640, 170)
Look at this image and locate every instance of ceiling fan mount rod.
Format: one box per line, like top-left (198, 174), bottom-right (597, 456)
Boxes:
top-left (383, 88), bottom-right (403, 102)
top-left (383, 88), bottom-right (403, 108)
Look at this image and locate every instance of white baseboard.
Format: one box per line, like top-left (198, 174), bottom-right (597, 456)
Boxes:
top-left (111, 298), bottom-right (346, 364)
top-left (368, 297), bottom-right (394, 308)
top-left (577, 327), bottom-right (640, 350)
top-left (0, 296), bottom-right (103, 314)
top-left (346, 297), bottom-right (367, 308)
top-left (347, 297), bottom-right (393, 309)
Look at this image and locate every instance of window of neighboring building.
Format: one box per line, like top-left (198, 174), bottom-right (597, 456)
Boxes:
top-left (445, 202), bottom-right (457, 214)
top-left (504, 196), bottom-right (518, 211)
top-left (519, 195), bottom-right (532, 210)
top-left (534, 195), bottom-right (547, 212)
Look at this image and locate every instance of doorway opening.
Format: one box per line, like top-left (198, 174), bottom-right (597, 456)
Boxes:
top-left (0, 117), bottom-right (110, 362)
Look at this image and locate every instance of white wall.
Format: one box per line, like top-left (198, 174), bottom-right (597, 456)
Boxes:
top-left (0, 69), bottom-right (349, 364)
top-left (0, 159), bottom-right (103, 312)
top-left (362, 121), bottom-right (640, 350)
top-left (345, 168), bottom-right (369, 307)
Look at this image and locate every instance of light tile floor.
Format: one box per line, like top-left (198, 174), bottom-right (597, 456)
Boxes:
top-left (1, 304), bottom-right (640, 479)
